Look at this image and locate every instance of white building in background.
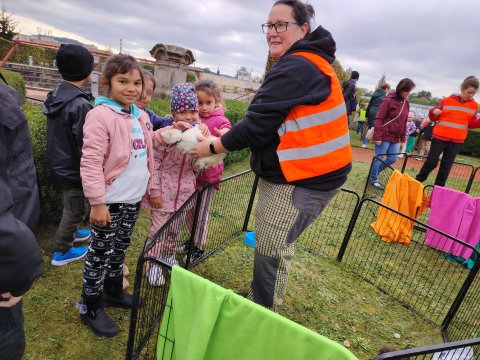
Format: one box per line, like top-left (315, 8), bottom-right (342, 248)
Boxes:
top-left (236, 67), bottom-right (251, 82)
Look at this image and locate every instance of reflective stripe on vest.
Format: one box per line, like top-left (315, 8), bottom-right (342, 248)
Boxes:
top-left (276, 52), bottom-right (352, 182)
top-left (433, 97), bottom-right (478, 142)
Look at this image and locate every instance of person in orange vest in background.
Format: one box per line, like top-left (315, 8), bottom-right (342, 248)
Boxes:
top-left (193, 0), bottom-right (352, 310)
top-left (416, 76), bottom-right (480, 186)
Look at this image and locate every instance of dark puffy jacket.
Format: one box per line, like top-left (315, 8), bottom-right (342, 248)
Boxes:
top-left (43, 82), bottom-right (93, 189)
top-left (373, 92), bottom-right (410, 144)
top-left (366, 89), bottom-right (388, 127)
top-left (0, 81), bottom-right (43, 297)
top-left (342, 79), bottom-right (357, 115)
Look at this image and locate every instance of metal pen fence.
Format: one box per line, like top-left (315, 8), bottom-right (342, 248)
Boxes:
top-left (127, 166), bottom-right (480, 359)
top-left (374, 337), bottom-right (480, 360)
top-left (362, 154), bottom-right (476, 199)
top-left (338, 197), bottom-right (480, 327)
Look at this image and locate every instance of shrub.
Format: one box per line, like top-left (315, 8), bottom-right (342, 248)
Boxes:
top-left (24, 101), bottom-right (63, 224)
top-left (147, 98), bottom-right (251, 166)
top-left (460, 128), bottom-right (480, 157)
top-left (0, 68), bottom-right (26, 104)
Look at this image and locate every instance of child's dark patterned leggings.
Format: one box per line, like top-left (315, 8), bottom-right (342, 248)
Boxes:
top-left (82, 202), bottom-right (140, 299)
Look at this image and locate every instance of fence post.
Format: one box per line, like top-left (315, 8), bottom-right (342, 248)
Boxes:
top-left (464, 167), bottom-right (478, 194)
top-left (441, 259), bottom-right (480, 339)
top-left (337, 198), bottom-right (364, 261)
top-left (242, 175), bottom-right (259, 232)
top-left (184, 190), bottom-right (205, 269)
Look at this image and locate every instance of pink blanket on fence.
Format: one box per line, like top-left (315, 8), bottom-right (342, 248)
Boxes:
top-left (425, 186), bottom-right (480, 260)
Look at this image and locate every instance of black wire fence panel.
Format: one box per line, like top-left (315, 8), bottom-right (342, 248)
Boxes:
top-left (444, 268), bottom-right (480, 342)
top-left (297, 189), bottom-right (360, 257)
top-left (362, 154), bottom-right (475, 200)
top-left (401, 154), bottom-right (475, 194)
top-left (362, 156), bottom-right (396, 200)
top-left (126, 259), bottom-right (173, 360)
top-left (468, 167), bottom-right (480, 197)
top-left (339, 198), bottom-right (479, 326)
top-left (184, 170), bottom-right (257, 267)
top-left (374, 337), bottom-right (480, 359)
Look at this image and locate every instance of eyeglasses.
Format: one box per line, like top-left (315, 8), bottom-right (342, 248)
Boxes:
top-left (261, 22), bottom-right (299, 34)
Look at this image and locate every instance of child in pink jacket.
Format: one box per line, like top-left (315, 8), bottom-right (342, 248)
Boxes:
top-left (177, 80), bottom-right (232, 263)
top-left (78, 54), bottom-right (161, 337)
top-left (146, 83), bottom-right (209, 286)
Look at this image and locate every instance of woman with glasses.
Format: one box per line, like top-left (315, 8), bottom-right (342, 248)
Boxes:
top-left (193, 0), bottom-right (352, 310)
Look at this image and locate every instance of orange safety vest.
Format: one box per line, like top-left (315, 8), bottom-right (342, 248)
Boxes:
top-left (276, 52), bottom-right (352, 182)
top-left (433, 96), bottom-right (478, 142)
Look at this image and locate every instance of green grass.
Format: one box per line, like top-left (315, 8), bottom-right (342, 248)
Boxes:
top-left (26, 148), bottom-right (480, 359)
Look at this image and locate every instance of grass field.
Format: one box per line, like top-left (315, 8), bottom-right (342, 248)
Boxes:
top-left (25, 141), bottom-right (479, 359)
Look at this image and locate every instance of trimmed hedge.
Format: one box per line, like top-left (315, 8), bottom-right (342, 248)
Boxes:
top-left (147, 98), bottom-right (251, 166)
top-left (0, 68), bottom-right (26, 104)
top-left (460, 129), bottom-right (480, 157)
top-left (24, 102), bottom-right (63, 224)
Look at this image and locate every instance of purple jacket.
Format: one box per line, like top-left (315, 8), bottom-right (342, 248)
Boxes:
top-left (197, 107), bottom-right (231, 187)
top-left (373, 93), bottom-right (410, 143)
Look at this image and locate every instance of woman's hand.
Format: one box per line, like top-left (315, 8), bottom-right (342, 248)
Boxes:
top-left (198, 123), bottom-right (211, 137)
top-left (374, 141), bottom-right (382, 145)
top-left (214, 127), bottom-right (230, 136)
top-left (149, 196), bottom-right (163, 209)
top-left (432, 109), bottom-right (442, 116)
top-left (173, 121), bottom-right (193, 131)
top-left (0, 292), bottom-right (22, 308)
top-left (90, 204), bottom-right (111, 227)
top-left (192, 138), bottom-right (212, 158)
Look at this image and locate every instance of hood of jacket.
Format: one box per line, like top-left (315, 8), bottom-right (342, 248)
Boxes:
top-left (371, 88), bottom-right (387, 99)
top-left (285, 26), bottom-right (336, 63)
top-left (43, 81), bottom-right (92, 116)
top-left (94, 96), bottom-right (142, 119)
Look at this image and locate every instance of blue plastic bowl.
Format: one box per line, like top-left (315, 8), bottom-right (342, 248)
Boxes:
top-left (244, 231), bottom-right (256, 247)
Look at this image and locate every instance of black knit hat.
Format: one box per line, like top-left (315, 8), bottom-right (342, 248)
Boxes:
top-left (351, 71), bottom-right (360, 80)
top-left (56, 44), bottom-right (94, 81)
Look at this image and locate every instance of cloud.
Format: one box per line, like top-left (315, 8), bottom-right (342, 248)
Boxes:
top-left (8, 0), bottom-right (480, 99)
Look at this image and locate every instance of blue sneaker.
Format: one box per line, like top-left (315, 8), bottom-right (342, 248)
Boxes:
top-left (74, 228), bottom-right (91, 243)
top-left (51, 246), bottom-right (88, 266)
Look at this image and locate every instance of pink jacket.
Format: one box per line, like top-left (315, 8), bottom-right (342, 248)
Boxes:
top-left (81, 104), bottom-right (160, 205)
top-left (143, 128), bottom-right (199, 212)
top-left (197, 107), bottom-right (232, 187)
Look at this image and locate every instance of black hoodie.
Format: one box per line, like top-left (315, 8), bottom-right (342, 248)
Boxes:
top-left (221, 26), bottom-right (351, 191)
top-left (43, 81), bottom-right (93, 189)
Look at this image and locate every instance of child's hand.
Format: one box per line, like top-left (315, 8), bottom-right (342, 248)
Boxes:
top-left (90, 204), bottom-right (111, 227)
top-left (173, 121), bottom-right (192, 131)
top-left (198, 123), bottom-right (211, 137)
top-left (214, 127), bottom-right (230, 137)
top-left (149, 196), bottom-right (163, 209)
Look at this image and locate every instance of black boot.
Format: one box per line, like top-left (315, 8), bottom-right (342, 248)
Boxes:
top-left (79, 295), bottom-right (119, 338)
top-left (103, 275), bottom-right (135, 309)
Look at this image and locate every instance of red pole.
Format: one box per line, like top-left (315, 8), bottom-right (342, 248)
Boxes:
top-left (0, 40), bottom-right (21, 67)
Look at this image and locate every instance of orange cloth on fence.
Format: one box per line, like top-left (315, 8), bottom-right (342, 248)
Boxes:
top-left (371, 170), bottom-right (429, 245)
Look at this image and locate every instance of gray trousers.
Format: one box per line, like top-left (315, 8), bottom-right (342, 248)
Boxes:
top-left (249, 178), bottom-right (337, 310)
top-left (52, 188), bottom-right (87, 253)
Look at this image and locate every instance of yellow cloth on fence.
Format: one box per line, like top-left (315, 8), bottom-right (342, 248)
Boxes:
top-left (371, 170), bottom-right (428, 245)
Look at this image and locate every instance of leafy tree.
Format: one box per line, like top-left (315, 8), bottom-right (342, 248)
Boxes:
top-left (416, 90), bottom-right (432, 100)
top-left (0, 6), bottom-right (17, 41)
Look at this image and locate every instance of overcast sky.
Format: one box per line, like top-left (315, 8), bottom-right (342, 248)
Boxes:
top-left (9, 0), bottom-right (480, 99)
